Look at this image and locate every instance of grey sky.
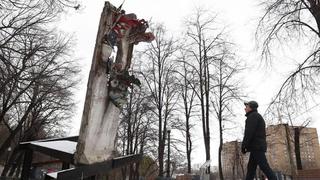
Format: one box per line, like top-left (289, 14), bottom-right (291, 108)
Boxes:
top-left (59, 0), bottom-right (320, 166)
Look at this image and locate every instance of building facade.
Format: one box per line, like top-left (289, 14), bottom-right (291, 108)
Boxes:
top-left (222, 124), bottom-right (320, 178)
top-left (266, 124), bottom-right (320, 175)
top-left (221, 141), bottom-right (248, 180)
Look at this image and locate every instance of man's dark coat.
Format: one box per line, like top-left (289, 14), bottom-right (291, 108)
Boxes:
top-left (242, 110), bottom-right (267, 152)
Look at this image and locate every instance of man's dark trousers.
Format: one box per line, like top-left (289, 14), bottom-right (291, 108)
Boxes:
top-left (245, 151), bottom-right (277, 180)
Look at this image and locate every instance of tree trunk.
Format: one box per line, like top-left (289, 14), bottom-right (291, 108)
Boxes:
top-left (284, 124), bottom-right (296, 175)
top-left (9, 153), bottom-right (24, 177)
top-left (218, 117), bottom-right (224, 180)
top-left (200, 39), bottom-right (211, 173)
top-left (158, 139), bottom-right (165, 177)
top-left (158, 111), bottom-right (164, 177)
top-left (181, 59), bottom-right (193, 174)
top-left (218, 57), bottom-right (224, 180)
top-left (0, 107), bottom-right (32, 156)
top-left (294, 127), bottom-right (302, 170)
top-left (1, 148), bottom-right (18, 177)
top-left (204, 43), bottom-right (211, 168)
top-left (158, 49), bottom-right (164, 177)
top-left (186, 117), bottom-right (192, 173)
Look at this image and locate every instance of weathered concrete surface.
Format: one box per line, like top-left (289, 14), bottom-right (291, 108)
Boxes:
top-left (74, 1), bottom-right (154, 165)
top-left (74, 2), bottom-right (119, 164)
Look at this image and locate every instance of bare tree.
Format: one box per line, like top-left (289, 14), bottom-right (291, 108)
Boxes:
top-left (257, 0), bottom-right (320, 112)
top-left (0, 0), bottom-right (80, 176)
top-left (184, 8), bottom-right (239, 174)
top-left (257, 1), bottom-right (320, 171)
top-left (211, 46), bottom-right (245, 180)
top-left (0, 0), bottom-right (80, 11)
top-left (174, 48), bottom-right (198, 174)
top-left (138, 23), bottom-right (180, 177)
top-left (116, 68), bottom-right (157, 180)
top-left (183, 8), bottom-right (214, 172)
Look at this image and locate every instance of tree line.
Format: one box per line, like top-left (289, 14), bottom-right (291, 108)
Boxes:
top-left (116, 0), bottom-right (320, 178)
top-left (115, 8), bottom-right (244, 179)
top-left (2, 0), bottom-right (319, 179)
top-left (0, 1), bottom-right (244, 179)
top-left (0, 0), bottom-right (80, 177)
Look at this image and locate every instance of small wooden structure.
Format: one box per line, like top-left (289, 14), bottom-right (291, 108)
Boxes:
top-left (19, 136), bottom-right (141, 179)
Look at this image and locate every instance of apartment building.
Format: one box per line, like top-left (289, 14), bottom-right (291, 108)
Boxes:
top-left (266, 124), bottom-right (320, 175)
top-left (222, 124), bottom-right (320, 178)
top-left (222, 140), bottom-right (248, 179)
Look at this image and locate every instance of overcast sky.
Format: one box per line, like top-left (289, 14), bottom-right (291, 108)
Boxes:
top-left (59, 0), bottom-right (320, 166)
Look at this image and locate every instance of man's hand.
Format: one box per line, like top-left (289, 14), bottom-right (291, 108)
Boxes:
top-left (241, 146), bottom-right (247, 154)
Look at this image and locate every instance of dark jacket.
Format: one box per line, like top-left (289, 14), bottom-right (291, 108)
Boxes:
top-left (242, 110), bottom-right (267, 152)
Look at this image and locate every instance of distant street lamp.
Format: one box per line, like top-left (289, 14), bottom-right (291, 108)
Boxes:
top-left (166, 127), bottom-right (171, 178)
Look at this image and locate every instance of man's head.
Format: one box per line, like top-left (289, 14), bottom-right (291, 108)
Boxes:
top-left (244, 100), bottom-right (258, 113)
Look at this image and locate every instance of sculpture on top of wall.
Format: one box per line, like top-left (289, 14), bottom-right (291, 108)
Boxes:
top-left (74, 1), bottom-right (154, 165)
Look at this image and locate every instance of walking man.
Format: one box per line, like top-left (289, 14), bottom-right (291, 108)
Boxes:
top-left (242, 101), bottom-right (277, 180)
